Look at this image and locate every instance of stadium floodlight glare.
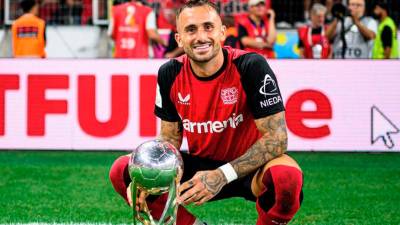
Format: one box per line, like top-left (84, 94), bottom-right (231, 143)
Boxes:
top-left (128, 139), bottom-right (184, 225)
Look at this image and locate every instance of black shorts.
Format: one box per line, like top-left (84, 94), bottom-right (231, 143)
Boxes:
top-left (180, 152), bottom-right (257, 202)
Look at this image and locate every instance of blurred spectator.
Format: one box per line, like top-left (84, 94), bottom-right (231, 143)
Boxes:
top-left (298, 3), bottom-right (331, 59)
top-left (238, 0), bottom-right (276, 58)
top-left (57, 0), bottom-right (83, 24)
top-left (157, 0), bottom-right (184, 29)
top-left (81, 0), bottom-right (92, 24)
top-left (304, 0), bottom-right (348, 23)
top-left (222, 15), bottom-right (239, 48)
top-left (163, 1), bottom-right (184, 58)
top-left (372, 1), bottom-right (398, 59)
top-left (108, 0), bottom-right (167, 58)
top-left (382, 0), bottom-right (400, 28)
top-left (39, 0), bottom-right (59, 24)
top-left (12, 0), bottom-right (46, 58)
top-left (304, 0), bottom-right (335, 22)
top-left (326, 0), bottom-right (377, 59)
top-left (157, 5), bottom-right (175, 29)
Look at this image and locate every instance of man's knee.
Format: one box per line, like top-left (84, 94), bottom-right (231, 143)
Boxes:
top-left (271, 165), bottom-right (302, 215)
top-left (109, 155), bottom-right (131, 184)
top-left (252, 154), bottom-right (301, 197)
top-left (109, 155), bottom-right (131, 202)
top-left (256, 165), bottom-right (303, 224)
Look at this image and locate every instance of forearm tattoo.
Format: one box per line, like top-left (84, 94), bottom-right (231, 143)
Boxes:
top-left (231, 112), bottom-right (288, 178)
top-left (158, 120), bottom-right (183, 150)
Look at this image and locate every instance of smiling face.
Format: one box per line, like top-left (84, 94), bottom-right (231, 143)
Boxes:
top-left (175, 5), bottom-right (226, 63)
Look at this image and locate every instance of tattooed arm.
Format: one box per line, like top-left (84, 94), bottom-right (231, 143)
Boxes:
top-left (231, 111), bottom-right (287, 178)
top-left (158, 120), bottom-right (184, 150)
top-left (178, 112), bottom-right (287, 206)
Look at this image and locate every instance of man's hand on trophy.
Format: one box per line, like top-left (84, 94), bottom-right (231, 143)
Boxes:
top-left (178, 169), bottom-right (227, 206)
top-left (126, 183), bottom-right (148, 211)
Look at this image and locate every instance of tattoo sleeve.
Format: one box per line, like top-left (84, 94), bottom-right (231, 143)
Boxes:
top-left (158, 120), bottom-right (183, 150)
top-left (230, 111), bottom-right (288, 178)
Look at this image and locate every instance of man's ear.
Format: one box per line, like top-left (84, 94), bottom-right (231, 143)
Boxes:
top-left (175, 32), bottom-right (183, 48)
top-left (220, 25), bottom-right (227, 43)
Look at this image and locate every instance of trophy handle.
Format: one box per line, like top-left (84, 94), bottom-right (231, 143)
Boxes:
top-left (131, 180), bottom-right (157, 225)
top-left (131, 180), bottom-right (179, 225)
top-left (158, 180), bottom-right (179, 225)
top-left (131, 179), bottom-right (138, 225)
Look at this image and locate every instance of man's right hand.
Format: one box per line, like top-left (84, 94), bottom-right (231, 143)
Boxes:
top-left (127, 183), bottom-right (148, 211)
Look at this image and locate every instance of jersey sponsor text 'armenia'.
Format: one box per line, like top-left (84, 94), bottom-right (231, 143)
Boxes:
top-left (182, 113), bottom-right (244, 134)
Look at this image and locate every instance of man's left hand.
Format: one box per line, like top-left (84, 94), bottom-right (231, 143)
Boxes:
top-left (178, 169), bottom-right (227, 206)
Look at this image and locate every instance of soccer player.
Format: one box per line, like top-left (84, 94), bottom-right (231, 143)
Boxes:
top-left (11, 0), bottom-right (46, 58)
top-left (109, 1), bottom-right (303, 224)
top-left (108, 0), bottom-right (167, 58)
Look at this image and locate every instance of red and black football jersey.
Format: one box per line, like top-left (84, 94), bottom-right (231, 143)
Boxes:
top-left (155, 47), bottom-right (284, 162)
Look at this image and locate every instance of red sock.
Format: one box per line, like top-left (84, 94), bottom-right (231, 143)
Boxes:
top-left (109, 155), bottom-right (197, 225)
top-left (256, 165), bottom-right (303, 225)
top-left (148, 193), bottom-right (196, 225)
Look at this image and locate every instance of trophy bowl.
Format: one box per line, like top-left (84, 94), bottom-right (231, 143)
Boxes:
top-left (128, 140), bottom-right (184, 195)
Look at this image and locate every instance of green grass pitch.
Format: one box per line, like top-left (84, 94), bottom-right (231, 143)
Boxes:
top-left (0, 151), bottom-right (399, 225)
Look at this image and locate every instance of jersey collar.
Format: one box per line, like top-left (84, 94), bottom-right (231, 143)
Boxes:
top-left (190, 48), bottom-right (228, 81)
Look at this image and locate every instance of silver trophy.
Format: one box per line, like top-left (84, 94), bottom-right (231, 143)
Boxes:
top-left (128, 140), bottom-right (183, 225)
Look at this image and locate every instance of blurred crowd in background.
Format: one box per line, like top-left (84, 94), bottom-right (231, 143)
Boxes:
top-left (3, 0), bottom-right (400, 27)
top-left (3, 0), bottom-right (400, 59)
top-left (2, 0), bottom-right (97, 25)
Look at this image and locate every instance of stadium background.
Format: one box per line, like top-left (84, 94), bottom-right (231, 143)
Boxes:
top-left (1, 0), bottom-right (400, 224)
top-left (1, 0), bottom-right (400, 57)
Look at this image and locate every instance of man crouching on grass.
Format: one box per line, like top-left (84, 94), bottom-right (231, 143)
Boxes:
top-left (109, 0), bottom-right (303, 224)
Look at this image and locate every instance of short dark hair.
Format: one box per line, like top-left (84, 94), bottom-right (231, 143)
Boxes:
top-left (375, 1), bottom-right (389, 12)
top-left (20, 0), bottom-right (37, 13)
top-left (176, 0), bottom-right (220, 20)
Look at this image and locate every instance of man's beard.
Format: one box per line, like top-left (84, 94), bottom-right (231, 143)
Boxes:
top-left (184, 42), bottom-right (220, 63)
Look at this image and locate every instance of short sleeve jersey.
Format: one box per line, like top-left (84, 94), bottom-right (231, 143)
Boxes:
top-left (155, 47), bottom-right (284, 162)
